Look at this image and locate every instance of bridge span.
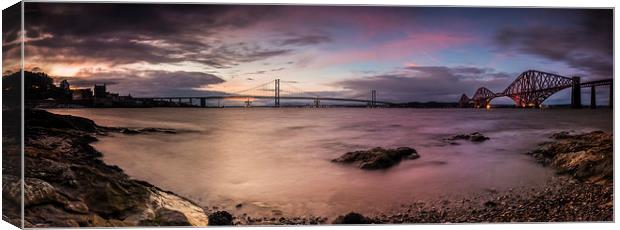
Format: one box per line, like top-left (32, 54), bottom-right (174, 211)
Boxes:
top-left (134, 79), bottom-right (390, 107)
top-left (135, 95), bottom-right (393, 107)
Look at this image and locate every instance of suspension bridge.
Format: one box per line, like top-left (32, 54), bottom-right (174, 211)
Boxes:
top-left (135, 79), bottom-right (391, 108)
top-left (459, 70), bottom-right (613, 109)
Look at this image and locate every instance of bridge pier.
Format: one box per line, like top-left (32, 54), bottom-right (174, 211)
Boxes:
top-left (571, 76), bottom-right (582, 109)
top-left (459, 94), bottom-right (470, 108)
top-left (590, 85), bottom-right (596, 109)
top-left (200, 98), bottom-right (206, 107)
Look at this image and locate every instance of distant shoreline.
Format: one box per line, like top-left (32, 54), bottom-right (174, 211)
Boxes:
top-left (36, 103), bottom-right (613, 109)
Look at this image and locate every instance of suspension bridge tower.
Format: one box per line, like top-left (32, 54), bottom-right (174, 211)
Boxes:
top-left (371, 90), bottom-right (377, 108)
top-left (274, 79), bottom-right (280, 107)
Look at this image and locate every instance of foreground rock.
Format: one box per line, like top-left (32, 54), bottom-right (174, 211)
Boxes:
top-left (208, 211), bottom-right (233, 225)
top-left (115, 127), bottom-right (177, 135)
top-left (528, 130), bottom-right (612, 183)
top-left (332, 212), bottom-right (371, 224)
top-left (2, 109), bottom-right (209, 227)
top-left (446, 132), bottom-right (490, 143)
top-left (332, 147), bottom-right (419, 170)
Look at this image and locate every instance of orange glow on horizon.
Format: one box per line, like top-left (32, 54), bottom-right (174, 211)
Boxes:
top-left (228, 97), bottom-right (257, 102)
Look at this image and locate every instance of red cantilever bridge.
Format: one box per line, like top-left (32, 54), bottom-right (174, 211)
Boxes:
top-left (460, 70), bottom-right (613, 108)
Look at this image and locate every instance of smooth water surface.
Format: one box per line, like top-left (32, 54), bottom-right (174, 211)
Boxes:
top-left (49, 108), bottom-right (612, 217)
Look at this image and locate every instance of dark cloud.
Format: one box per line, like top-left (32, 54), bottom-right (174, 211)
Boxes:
top-left (59, 70), bottom-right (225, 97)
top-left (495, 9), bottom-right (612, 79)
top-left (2, 2), bottom-right (21, 44)
top-left (183, 44), bottom-right (292, 69)
top-left (21, 3), bottom-right (294, 69)
top-left (2, 2), bottom-right (22, 72)
top-left (279, 34), bottom-right (331, 46)
top-left (335, 66), bottom-right (513, 102)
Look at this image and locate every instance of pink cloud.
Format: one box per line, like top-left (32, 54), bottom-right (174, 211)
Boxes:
top-left (313, 32), bottom-right (476, 68)
top-left (248, 6), bottom-right (417, 41)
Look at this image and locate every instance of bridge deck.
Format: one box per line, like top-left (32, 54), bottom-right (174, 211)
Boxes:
top-left (136, 95), bottom-right (394, 105)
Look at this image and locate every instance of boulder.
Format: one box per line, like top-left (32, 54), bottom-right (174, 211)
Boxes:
top-left (64, 201), bottom-right (89, 214)
top-left (2, 175), bottom-right (22, 205)
top-left (157, 208), bottom-right (192, 226)
top-left (117, 127), bottom-right (178, 135)
top-left (332, 212), bottom-right (370, 224)
top-left (448, 132), bottom-right (489, 142)
top-left (208, 211), bottom-right (233, 225)
top-left (528, 131), bottom-right (612, 183)
top-left (332, 147), bottom-right (419, 170)
top-left (24, 178), bottom-right (64, 206)
top-left (550, 131), bottom-right (572, 139)
top-left (469, 132), bottom-right (490, 142)
top-left (119, 128), bottom-right (141, 135)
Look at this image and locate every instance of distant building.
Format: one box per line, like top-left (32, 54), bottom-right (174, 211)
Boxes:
top-left (108, 93), bottom-right (120, 101)
top-left (71, 88), bottom-right (93, 101)
top-left (118, 94), bottom-right (133, 102)
top-left (94, 84), bottom-right (107, 98)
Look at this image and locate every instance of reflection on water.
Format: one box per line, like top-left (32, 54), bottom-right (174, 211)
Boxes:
top-left (49, 108), bottom-right (612, 217)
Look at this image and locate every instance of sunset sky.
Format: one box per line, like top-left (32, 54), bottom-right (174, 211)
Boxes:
top-left (2, 3), bottom-right (613, 103)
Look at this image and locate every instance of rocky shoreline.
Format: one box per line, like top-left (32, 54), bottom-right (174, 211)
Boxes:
top-left (2, 110), bottom-right (613, 226)
top-left (2, 109), bottom-right (209, 227)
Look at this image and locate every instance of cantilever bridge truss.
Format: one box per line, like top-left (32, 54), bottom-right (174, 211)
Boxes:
top-left (502, 70), bottom-right (574, 107)
top-left (460, 70), bottom-right (613, 108)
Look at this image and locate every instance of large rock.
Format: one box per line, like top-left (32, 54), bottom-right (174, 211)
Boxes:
top-left (208, 211), bottom-right (233, 225)
top-left (158, 209), bottom-right (191, 226)
top-left (448, 132), bottom-right (490, 142)
top-left (332, 147), bottom-right (419, 170)
top-left (332, 212), bottom-right (371, 224)
top-left (148, 189), bottom-right (209, 226)
top-left (528, 131), bottom-right (612, 183)
top-left (23, 178), bottom-right (64, 206)
top-left (2, 175), bottom-right (22, 205)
